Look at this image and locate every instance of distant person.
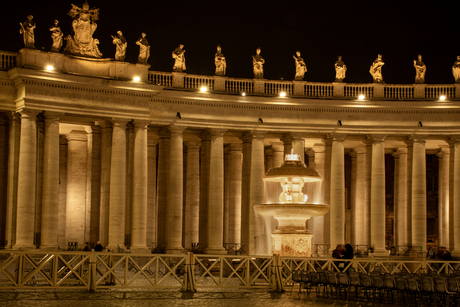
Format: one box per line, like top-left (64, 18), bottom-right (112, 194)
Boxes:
top-left (95, 241), bottom-right (103, 252)
top-left (343, 244), bottom-right (354, 259)
top-left (83, 242), bottom-right (91, 251)
top-left (440, 247), bottom-right (451, 260)
top-left (332, 244), bottom-right (344, 258)
top-left (426, 246), bottom-right (435, 259)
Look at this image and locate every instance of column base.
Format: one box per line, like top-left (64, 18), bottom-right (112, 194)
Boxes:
top-left (13, 244), bottom-right (37, 250)
top-left (106, 244), bottom-right (127, 252)
top-left (204, 247), bottom-right (227, 255)
top-left (371, 248), bottom-right (390, 257)
top-left (165, 247), bottom-right (185, 255)
top-left (129, 246), bottom-right (150, 254)
top-left (39, 245), bottom-right (59, 251)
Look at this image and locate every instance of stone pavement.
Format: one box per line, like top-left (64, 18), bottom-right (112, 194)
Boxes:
top-left (0, 289), bottom-right (409, 307)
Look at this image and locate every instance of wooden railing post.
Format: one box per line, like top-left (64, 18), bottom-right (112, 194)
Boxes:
top-left (88, 249), bottom-right (96, 292)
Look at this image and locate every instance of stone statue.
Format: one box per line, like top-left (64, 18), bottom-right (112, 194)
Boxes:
top-left (112, 31), bottom-right (127, 61)
top-left (369, 54), bottom-right (384, 83)
top-left (49, 20), bottom-right (63, 52)
top-left (64, 1), bottom-right (102, 58)
top-left (413, 54), bottom-right (426, 84)
top-left (252, 48), bottom-right (265, 79)
top-left (293, 51), bottom-right (307, 81)
top-left (19, 15), bottom-right (36, 49)
top-left (453, 56), bottom-right (460, 83)
top-left (172, 44), bottom-right (186, 72)
top-left (136, 33), bottom-right (150, 64)
top-left (214, 45), bottom-right (226, 76)
top-left (334, 56), bottom-right (347, 82)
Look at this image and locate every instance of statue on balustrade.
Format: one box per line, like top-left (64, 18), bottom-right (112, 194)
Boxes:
top-left (413, 54), bottom-right (426, 83)
top-left (64, 1), bottom-right (102, 58)
top-left (334, 56), bottom-right (347, 82)
top-left (112, 31), bottom-right (127, 61)
top-left (19, 15), bottom-right (36, 49)
top-left (453, 56), bottom-right (460, 83)
top-left (293, 51), bottom-right (307, 81)
top-left (215, 45), bottom-right (226, 76)
top-left (172, 44), bottom-right (186, 72)
top-left (49, 20), bottom-right (63, 52)
top-left (253, 48), bottom-right (265, 79)
top-left (136, 33), bottom-right (150, 64)
top-left (369, 54), bottom-right (384, 83)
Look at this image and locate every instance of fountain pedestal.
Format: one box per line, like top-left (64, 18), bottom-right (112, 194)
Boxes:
top-left (272, 233), bottom-right (313, 257)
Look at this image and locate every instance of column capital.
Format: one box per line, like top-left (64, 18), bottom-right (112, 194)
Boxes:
top-left (290, 132), bottom-right (306, 140)
top-left (392, 147), bottom-right (408, 158)
top-left (310, 143), bottom-right (326, 153)
top-left (66, 130), bottom-right (87, 142)
top-left (327, 133), bottom-right (347, 142)
top-left (250, 130), bottom-right (265, 140)
top-left (280, 133), bottom-right (292, 144)
top-left (18, 109), bottom-right (41, 119)
top-left (169, 125), bottom-right (186, 134)
top-left (42, 111), bottom-right (64, 121)
top-left (208, 128), bottom-right (226, 138)
top-left (133, 120), bottom-right (151, 128)
top-left (447, 135), bottom-right (460, 145)
top-left (366, 134), bottom-right (387, 143)
top-left (270, 142), bottom-right (284, 153)
top-left (98, 120), bottom-right (113, 129)
top-left (409, 134), bottom-right (429, 143)
top-left (185, 141), bottom-right (201, 150)
top-left (353, 146), bottom-right (366, 154)
top-left (111, 118), bottom-right (130, 127)
top-left (199, 130), bottom-right (212, 141)
top-left (157, 127), bottom-right (170, 139)
top-left (86, 124), bottom-right (101, 134)
top-left (229, 143), bottom-right (243, 152)
top-left (6, 111), bottom-right (21, 123)
top-left (239, 131), bottom-right (253, 143)
top-left (264, 146), bottom-right (273, 156)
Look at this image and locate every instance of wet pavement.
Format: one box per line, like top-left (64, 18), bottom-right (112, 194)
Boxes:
top-left (0, 288), bottom-right (416, 307)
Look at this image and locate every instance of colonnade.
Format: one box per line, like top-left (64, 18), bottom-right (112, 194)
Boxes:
top-left (1, 110), bottom-right (460, 256)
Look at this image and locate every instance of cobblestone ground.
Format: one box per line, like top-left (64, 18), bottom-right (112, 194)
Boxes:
top-left (0, 289), bottom-right (416, 307)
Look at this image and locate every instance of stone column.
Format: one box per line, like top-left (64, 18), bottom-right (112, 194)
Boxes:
top-left (99, 121), bottom-right (112, 246)
top-left (65, 131), bottom-right (88, 247)
top-left (411, 136), bottom-right (427, 251)
top-left (265, 146), bottom-right (274, 172)
top-left (393, 148), bottom-right (409, 247)
top-left (291, 133), bottom-right (306, 162)
top-left (107, 119), bottom-right (128, 250)
top-left (250, 131), bottom-right (266, 255)
top-left (147, 129), bottom-right (158, 246)
top-left (281, 134), bottom-right (293, 156)
top-left (271, 143), bottom-right (284, 169)
top-left (228, 143), bottom-right (243, 244)
top-left (58, 136), bottom-right (67, 248)
top-left (199, 131), bottom-right (211, 250)
top-left (329, 134), bottom-right (346, 250)
top-left (437, 148), bottom-right (449, 248)
top-left (184, 141), bottom-right (200, 249)
top-left (362, 139), bottom-right (372, 245)
top-left (205, 129), bottom-right (227, 254)
top-left (130, 120), bottom-right (149, 252)
top-left (0, 116), bottom-right (9, 243)
top-left (125, 123), bottom-right (134, 246)
top-left (449, 137), bottom-right (460, 255)
top-left (306, 144), bottom-right (325, 245)
top-left (14, 110), bottom-right (39, 250)
top-left (323, 139), bottom-right (332, 245)
top-left (5, 112), bottom-right (20, 249)
top-left (404, 138), bottom-right (414, 248)
top-left (86, 125), bottom-right (101, 245)
top-left (368, 135), bottom-right (387, 255)
top-left (157, 128), bottom-right (170, 245)
top-left (240, 132), bottom-right (252, 250)
top-left (39, 112), bottom-right (61, 250)
top-left (166, 126), bottom-right (185, 253)
top-left (35, 115), bottom-right (44, 245)
top-left (223, 145), bottom-right (230, 244)
top-left (350, 147), bottom-right (366, 246)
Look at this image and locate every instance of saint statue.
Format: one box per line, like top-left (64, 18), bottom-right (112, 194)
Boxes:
top-left (136, 33), bottom-right (150, 64)
top-left (215, 45), bottom-right (226, 76)
top-left (293, 51), bottom-right (307, 81)
top-left (253, 48), bottom-right (265, 79)
top-left (369, 54), bottom-right (384, 83)
top-left (65, 1), bottom-right (102, 58)
top-left (334, 56), bottom-right (347, 82)
top-left (49, 20), bottom-right (63, 52)
top-left (112, 31), bottom-right (127, 61)
top-left (19, 15), bottom-right (36, 49)
top-left (452, 56), bottom-right (460, 83)
top-left (413, 54), bottom-right (426, 84)
top-left (172, 44), bottom-right (186, 72)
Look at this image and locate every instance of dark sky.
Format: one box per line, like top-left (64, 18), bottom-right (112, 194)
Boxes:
top-left (2, 1), bottom-right (459, 84)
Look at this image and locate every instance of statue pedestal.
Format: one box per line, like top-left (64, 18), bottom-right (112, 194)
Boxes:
top-left (272, 233), bottom-right (313, 257)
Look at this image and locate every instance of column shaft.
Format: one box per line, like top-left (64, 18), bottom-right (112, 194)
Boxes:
top-left (228, 144), bottom-right (243, 243)
top-left (99, 121), bottom-right (112, 246)
top-left (147, 129), bottom-right (158, 246)
top-left (240, 133), bottom-right (252, 250)
top-left (157, 129), bottom-right (170, 245)
top-left (184, 142), bottom-right (200, 249)
top-left (199, 131), bottom-right (211, 250)
top-left (411, 137), bottom-right (427, 250)
top-left (437, 149), bottom-right (449, 248)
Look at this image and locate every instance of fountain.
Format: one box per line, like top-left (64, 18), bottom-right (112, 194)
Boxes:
top-left (254, 149), bottom-right (329, 257)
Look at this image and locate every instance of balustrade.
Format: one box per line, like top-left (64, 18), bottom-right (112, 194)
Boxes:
top-left (0, 51), bottom-right (17, 70)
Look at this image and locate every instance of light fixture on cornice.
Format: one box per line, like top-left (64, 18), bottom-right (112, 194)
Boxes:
top-left (279, 92), bottom-right (286, 97)
top-left (46, 65), bottom-right (54, 71)
top-left (200, 86), bottom-right (207, 92)
top-left (242, 92), bottom-right (246, 96)
top-left (133, 76), bottom-right (140, 82)
top-left (358, 94), bottom-right (365, 100)
top-left (439, 95), bottom-right (446, 101)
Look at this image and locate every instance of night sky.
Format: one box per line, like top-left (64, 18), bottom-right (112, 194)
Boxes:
top-left (1, 1), bottom-right (459, 84)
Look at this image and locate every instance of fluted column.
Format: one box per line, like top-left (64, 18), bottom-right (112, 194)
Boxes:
top-left (130, 120), bottom-right (149, 251)
top-left (329, 134), bottom-right (346, 250)
top-left (205, 129), bottom-right (227, 254)
top-left (228, 143), bottom-right (243, 244)
top-left (14, 110), bottom-right (39, 250)
top-left (40, 112), bottom-right (62, 250)
top-left (250, 131), bottom-right (265, 254)
top-left (65, 130), bottom-right (88, 247)
top-left (240, 132), bottom-right (252, 250)
top-left (107, 119), bottom-right (128, 250)
top-left (449, 136), bottom-right (460, 255)
top-left (157, 128), bottom-right (170, 245)
top-left (147, 128), bottom-right (158, 246)
top-left (411, 135), bottom-right (427, 251)
top-left (393, 148), bottom-right (409, 247)
top-left (368, 135), bottom-right (387, 255)
top-left (166, 126), bottom-right (185, 253)
top-left (5, 112), bottom-right (20, 249)
top-left (99, 121), bottom-right (112, 246)
top-left (199, 131), bottom-right (211, 249)
top-left (184, 141), bottom-right (200, 249)
top-left (350, 147), bottom-right (366, 245)
top-left (271, 143), bottom-right (284, 169)
top-left (437, 148), bottom-right (449, 248)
